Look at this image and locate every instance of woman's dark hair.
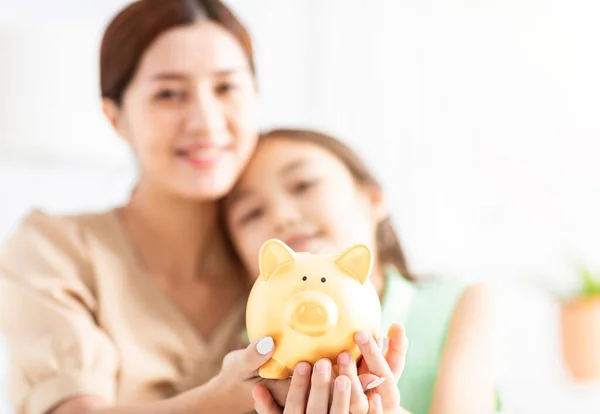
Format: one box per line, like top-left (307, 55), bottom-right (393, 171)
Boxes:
top-left (100, 0), bottom-right (255, 105)
top-left (222, 128), bottom-right (415, 282)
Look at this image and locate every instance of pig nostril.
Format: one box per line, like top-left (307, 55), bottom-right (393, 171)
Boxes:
top-left (321, 277), bottom-right (326, 283)
top-left (286, 294), bottom-right (339, 336)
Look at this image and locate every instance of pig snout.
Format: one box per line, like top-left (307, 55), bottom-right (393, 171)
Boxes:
top-left (285, 291), bottom-right (339, 337)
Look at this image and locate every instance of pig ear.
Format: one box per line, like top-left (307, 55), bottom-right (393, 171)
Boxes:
top-left (259, 239), bottom-right (296, 281)
top-left (334, 244), bottom-right (373, 284)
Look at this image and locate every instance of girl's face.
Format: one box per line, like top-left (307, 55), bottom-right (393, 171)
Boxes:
top-left (104, 21), bottom-right (259, 200)
top-left (224, 137), bottom-right (386, 278)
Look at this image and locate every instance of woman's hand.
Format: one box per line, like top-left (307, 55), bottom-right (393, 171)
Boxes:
top-left (252, 323), bottom-right (408, 414)
top-left (199, 336), bottom-right (291, 413)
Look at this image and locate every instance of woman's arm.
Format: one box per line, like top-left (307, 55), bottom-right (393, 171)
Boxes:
top-left (48, 337), bottom-right (286, 414)
top-left (49, 384), bottom-right (218, 414)
top-left (429, 284), bottom-right (496, 414)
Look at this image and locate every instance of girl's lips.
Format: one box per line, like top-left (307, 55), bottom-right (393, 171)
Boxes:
top-left (284, 234), bottom-right (320, 253)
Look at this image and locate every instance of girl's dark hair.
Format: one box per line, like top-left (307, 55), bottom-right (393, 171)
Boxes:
top-left (255, 128), bottom-right (415, 281)
top-left (100, 0), bottom-right (255, 105)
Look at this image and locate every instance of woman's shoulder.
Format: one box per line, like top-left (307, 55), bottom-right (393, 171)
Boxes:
top-left (2, 208), bottom-right (117, 252)
top-left (0, 208), bottom-right (121, 285)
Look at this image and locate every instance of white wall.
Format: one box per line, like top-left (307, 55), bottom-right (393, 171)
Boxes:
top-left (1, 0), bottom-right (600, 412)
top-left (378, 0), bottom-right (600, 287)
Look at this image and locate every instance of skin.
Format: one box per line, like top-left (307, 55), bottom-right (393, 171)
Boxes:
top-left (225, 137), bottom-right (496, 413)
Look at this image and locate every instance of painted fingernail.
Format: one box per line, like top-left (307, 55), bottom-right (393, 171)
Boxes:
top-left (256, 337), bottom-right (274, 355)
top-left (365, 377), bottom-right (386, 390)
top-left (336, 376), bottom-right (350, 391)
top-left (316, 359), bottom-right (330, 376)
top-left (381, 338), bottom-right (390, 355)
top-left (355, 331), bottom-right (369, 344)
top-left (338, 352), bottom-right (351, 364)
top-left (296, 362), bottom-right (310, 375)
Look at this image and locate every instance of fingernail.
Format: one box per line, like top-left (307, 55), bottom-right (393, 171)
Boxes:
top-left (365, 377), bottom-right (386, 390)
top-left (355, 331), bottom-right (370, 344)
top-left (256, 337), bottom-right (274, 355)
top-left (316, 359), bottom-right (330, 376)
top-left (336, 376), bottom-right (349, 391)
top-left (381, 338), bottom-right (389, 355)
top-left (338, 352), bottom-right (351, 364)
top-left (296, 362), bottom-right (310, 375)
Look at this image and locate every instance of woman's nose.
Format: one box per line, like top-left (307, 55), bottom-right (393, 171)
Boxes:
top-left (187, 90), bottom-right (226, 135)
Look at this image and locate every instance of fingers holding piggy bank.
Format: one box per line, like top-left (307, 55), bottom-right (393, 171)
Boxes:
top-left (246, 239), bottom-right (382, 379)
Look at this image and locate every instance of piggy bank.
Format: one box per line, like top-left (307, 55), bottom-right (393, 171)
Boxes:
top-left (246, 238), bottom-right (382, 379)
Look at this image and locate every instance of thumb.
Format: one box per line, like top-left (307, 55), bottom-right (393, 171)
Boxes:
top-left (240, 336), bottom-right (275, 376)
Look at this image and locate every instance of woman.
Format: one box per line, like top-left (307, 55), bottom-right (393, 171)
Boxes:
top-left (0, 1), bottom-right (402, 413)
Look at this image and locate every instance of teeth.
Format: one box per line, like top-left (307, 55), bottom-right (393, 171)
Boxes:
top-left (187, 148), bottom-right (221, 159)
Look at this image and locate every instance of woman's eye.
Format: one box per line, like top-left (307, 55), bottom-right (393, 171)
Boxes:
top-left (216, 82), bottom-right (238, 96)
top-left (155, 89), bottom-right (184, 101)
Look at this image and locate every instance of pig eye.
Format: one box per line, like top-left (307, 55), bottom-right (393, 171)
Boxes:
top-left (321, 277), bottom-right (326, 283)
top-left (302, 276), bottom-right (307, 281)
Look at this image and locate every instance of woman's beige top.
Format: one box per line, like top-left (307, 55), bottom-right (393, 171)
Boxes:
top-left (0, 210), bottom-right (247, 414)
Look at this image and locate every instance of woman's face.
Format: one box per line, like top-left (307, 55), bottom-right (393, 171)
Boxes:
top-left (105, 21), bottom-right (259, 200)
top-left (224, 137), bottom-right (385, 278)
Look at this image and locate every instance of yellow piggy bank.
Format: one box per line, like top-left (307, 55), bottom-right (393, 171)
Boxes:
top-left (246, 238), bottom-right (382, 379)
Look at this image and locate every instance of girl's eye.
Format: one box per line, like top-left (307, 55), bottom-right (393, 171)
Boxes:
top-left (293, 179), bottom-right (319, 194)
top-left (239, 207), bottom-right (264, 225)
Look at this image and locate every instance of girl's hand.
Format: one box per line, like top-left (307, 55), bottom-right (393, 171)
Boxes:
top-left (252, 323), bottom-right (407, 414)
top-left (356, 324), bottom-right (408, 413)
top-left (252, 359), bottom-right (385, 414)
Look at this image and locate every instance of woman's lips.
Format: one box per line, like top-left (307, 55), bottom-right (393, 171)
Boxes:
top-left (176, 144), bottom-right (231, 169)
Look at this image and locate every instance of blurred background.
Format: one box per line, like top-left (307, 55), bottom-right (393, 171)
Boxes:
top-left (1, 0), bottom-right (600, 412)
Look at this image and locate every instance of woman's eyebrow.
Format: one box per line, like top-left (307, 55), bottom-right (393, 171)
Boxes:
top-left (151, 72), bottom-right (186, 81)
top-left (150, 66), bottom-right (248, 81)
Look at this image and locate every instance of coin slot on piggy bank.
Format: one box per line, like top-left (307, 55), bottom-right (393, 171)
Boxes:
top-left (245, 238), bottom-right (382, 379)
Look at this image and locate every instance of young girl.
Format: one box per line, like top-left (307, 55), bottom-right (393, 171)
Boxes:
top-left (223, 129), bottom-right (499, 414)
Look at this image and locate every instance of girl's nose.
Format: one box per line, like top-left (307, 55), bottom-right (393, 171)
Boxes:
top-left (272, 200), bottom-right (302, 232)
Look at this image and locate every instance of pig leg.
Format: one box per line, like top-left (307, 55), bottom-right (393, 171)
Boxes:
top-left (259, 357), bottom-right (292, 379)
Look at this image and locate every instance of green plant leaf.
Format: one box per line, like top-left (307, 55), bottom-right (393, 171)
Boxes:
top-left (581, 267), bottom-right (600, 297)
